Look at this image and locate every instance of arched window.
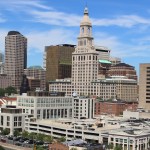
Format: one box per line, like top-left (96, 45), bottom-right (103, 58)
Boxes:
top-left (82, 27), bottom-right (84, 33)
top-left (88, 27), bottom-right (90, 34)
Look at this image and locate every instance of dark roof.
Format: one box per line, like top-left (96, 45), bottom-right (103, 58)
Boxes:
top-left (56, 44), bottom-right (76, 47)
top-left (113, 63), bottom-right (134, 68)
top-left (8, 31), bottom-right (21, 35)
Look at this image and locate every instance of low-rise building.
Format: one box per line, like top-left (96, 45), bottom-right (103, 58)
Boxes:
top-left (0, 105), bottom-right (26, 135)
top-left (95, 100), bottom-right (138, 116)
top-left (74, 97), bottom-right (94, 119)
top-left (102, 128), bottom-right (150, 150)
top-left (17, 92), bottom-right (74, 120)
top-left (95, 100), bottom-right (126, 116)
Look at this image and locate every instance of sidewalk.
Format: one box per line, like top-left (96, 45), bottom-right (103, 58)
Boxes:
top-left (0, 141), bottom-right (32, 150)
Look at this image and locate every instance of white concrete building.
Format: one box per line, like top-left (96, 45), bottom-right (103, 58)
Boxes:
top-left (74, 97), bottom-right (94, 119)
top-left (24, 117), bottom-right (150, 150)
top-left (0, 106), bottom-right (26, 135)
top-left (17, 93), bottom-right (74, 120)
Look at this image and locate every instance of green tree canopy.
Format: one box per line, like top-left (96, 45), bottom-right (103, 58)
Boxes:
top-left (13, 129), bottom-right (20, 137)
top-left (114, 145), bottom-right (122, 150)
top-left (43, 135), bottom-right (53, 143)
top-left (1, 128), bottom-right (10, 135)
top-left (0, 145), bottom-right (5, 150)
top-left (0, 88), bottom-right (5, 97)
top-left (22, 130), bottom-right (29, 138)
top-left (28, 132), bottom-right (37, 140)
top-left (57, 136), bottom-right (66, 142)
top-left (36, 133), bottom-right (45, 141)
top-left (5, 86), bottom-right (17, 95)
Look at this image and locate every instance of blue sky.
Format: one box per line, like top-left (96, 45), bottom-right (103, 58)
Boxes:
top-left (0, 0), bottom-right (150, 74)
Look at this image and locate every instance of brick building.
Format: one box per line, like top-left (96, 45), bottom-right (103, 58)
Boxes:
top-left (95, 100), bottom-right (138, 116)
top-left (108, 63), bottom-right (137, 80)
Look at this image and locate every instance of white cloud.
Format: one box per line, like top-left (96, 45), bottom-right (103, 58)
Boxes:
top-left (26, 29), bottom-right (77, 54)
top-left (1, 0), bottom-right (150, 28)
top-left (92, 15), bottom-right (150, 27)
top-left (28, 10), bottom-right (82, 26)
top-left (0, 0), bottom-right (51, 10)
top-left (94, 32), bottom-right (150, 59)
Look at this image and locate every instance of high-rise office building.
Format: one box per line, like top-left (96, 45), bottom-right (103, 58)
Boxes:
top-left (5, 31), bottom-right (27, 90)
top-left (45, 44), bottom-right (75, 83)
top-left (139, 63), bottom-right (150, 111)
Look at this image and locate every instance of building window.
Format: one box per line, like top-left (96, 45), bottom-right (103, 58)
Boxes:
top-left (7, 116), bottom-right (10, 121)
top-left (14, 122), bottom-right (17, 126)
top-left (82, 27), bottom-right (84, 33)
top-left (14, 117), bottom-right (17, 121)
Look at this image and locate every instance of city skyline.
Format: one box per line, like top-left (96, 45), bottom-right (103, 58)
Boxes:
top-left (0, 0), bottom-right (150, 73)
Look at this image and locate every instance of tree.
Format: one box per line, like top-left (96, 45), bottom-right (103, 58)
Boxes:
top-left (36, 133), bottom-right (45, 141)
top-left (13, 129), bottom-right (20, 137)
top-left (5, 86), bottom-right (17, 95)
top-left (114, 145), bottom-right (122, 150)
top-left (57, 136), bottom-right (66, 142)
top-left (28, 132), bottom-right (37, 140)
top-left (106, 143), bottom-right (113, 149)
top-left (44, 135), bottom-right (53, 143)
top-left (22, 130), bottom-right (29, 138)
top-left (0, 145), bottom-right (5, 150)
top-left (1, 128), bottom-right (10, 135)
top-left (0, 88), bottom-right (5, 96)
top-left (36, 146), bottom-right (45, 150)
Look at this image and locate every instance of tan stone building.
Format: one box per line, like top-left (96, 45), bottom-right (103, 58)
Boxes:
top-left (5, 31), bottom-right (27, 90)
top-left (139, 63), bottom-right (150, 111)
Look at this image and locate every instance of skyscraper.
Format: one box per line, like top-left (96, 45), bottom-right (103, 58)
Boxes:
top-left (139, 63), bottom-right (150, 111)
top-left (45, 44), bottom-right (75, 82)
top-left (5, 31), bottom-right (27, 90)
top-left (72, 7), bottom-right (99, 93)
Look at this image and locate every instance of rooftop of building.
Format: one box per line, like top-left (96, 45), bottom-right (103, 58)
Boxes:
top-left (95, 99), bottom-right (126, 104)
top-left (35, 118), bottom-right (121, 132)
top-left (112, 63), bottom-right (134, 68)
top-left (7, 31), bottom-right (21, 35)
top-left (27, 66), bottom-right (44, 70)
top-left (99, 59), bottom-right (111, 64)
top-left (19, 91), bottom-right (66, 97)
top-left (95, 45), bottom-right (110, 51)
top-left (56, 44), bottom-right (76, 47)
top-left (107, 127), bottom-right (150, 137)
